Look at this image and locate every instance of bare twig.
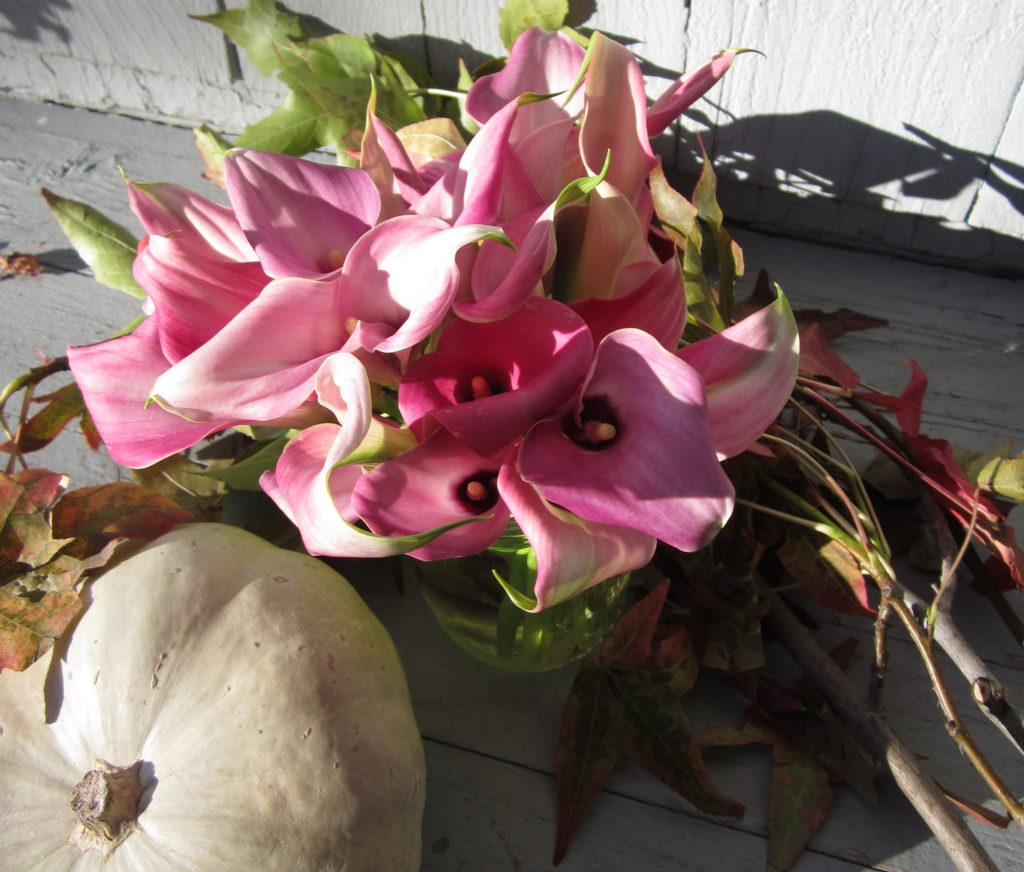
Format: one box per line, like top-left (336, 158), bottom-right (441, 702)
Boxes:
top-left (764, 590), bottom-right (1000, 872)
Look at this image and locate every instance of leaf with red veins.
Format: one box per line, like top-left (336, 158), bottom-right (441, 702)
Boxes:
top-left (352, 429), bottom-right (511, 561)
top-left (224, 148), bottom-right (381, 278)
top-left (520, 329), bottom-right (734, 552)
top-left (797, 322), bottom-right (860, 389)
top-left (554, 583), bottom-right (742, 864)
top-left (777, 527), bottom-right (876, 617)
top-left (399, 296), bottom-right (593, 456)
top-left (678, 286), bottom-right (799, 459)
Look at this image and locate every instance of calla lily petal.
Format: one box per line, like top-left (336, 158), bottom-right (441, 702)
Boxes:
top-left (68, 318), bottom-right (227, 468)
top-left (342, 216), bottom-right (510, 354)
top-left (579, 33), bottom-right (658, 210)
top-left (352, 429), bottom-right (511, 560)
top-left (399, 296), bottom-right (593, 456)
top-left (466, 27), bottom-right (586, 132)
top-left (127, 181), bottom-right (255, 262)
top-left (520, 328), bottom-right (734, 552)
top-left (497, 462), bottom-right (655, 611)
top-left (150, 276), bottom-right (348, 422)
top-left (225, 148), bottom-right (381, 278)
top-left (677, 288), bottom-right (799, 459)
top-left (646, 50), bottom-right (740, 138)
top-left (134, 235), bottom-right (269, 363)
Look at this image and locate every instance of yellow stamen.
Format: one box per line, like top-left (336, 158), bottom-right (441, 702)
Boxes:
top-left (465, 480), bottom-right (488, 501)
top-left (470, 376), bottom-right (493, 400)
top-left (327, 249), bottom-right (345, 269)
top-left (582, 420), bottom-right (617, 443)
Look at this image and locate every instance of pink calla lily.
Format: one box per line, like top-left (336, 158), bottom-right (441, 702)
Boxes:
top-left (67, 318), bottom-right (228, 468)
top-left (579, 33), bottom-right (658, 212)
top-left (497, 462), bottom-right (655, 611)
top-left (466, 27), bottom-right (586, 137)
top-left (646, 50), bottom-right (742, 138)
top-left (340, 215), bottom-right (510, 354)
top-left (133, 234), bottom-right (269, 363)
top-left (126, 181), bottom-right (256, 262)
top-left (150, 275), bottom-right (349, 422)
top-left (519, 328), bottom-right (734, 552)
top-left (224, 148), bottom-right (381, 278)
top-left (677, 289), bottom-right (799, 458)
top-left (399, 296), bottom-right (593, 456)
top-left (352, 429), bottom-right (512, 561)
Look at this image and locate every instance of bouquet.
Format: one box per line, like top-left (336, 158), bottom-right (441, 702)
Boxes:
top-left (1, 1), bottom-right (1021, 869)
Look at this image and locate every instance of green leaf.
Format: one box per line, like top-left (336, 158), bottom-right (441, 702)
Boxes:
top-left (204, 435), bottom-right (290, 490)
top-left (0, 383), bottom-right (86, 455)
top-left (499, 0), bottom-right (569, 50)
top-left (40, 188), bottom-right (144, 298)
top-left (236, 89), bottom-right (323, 155)
top-left (193, 124), bottom-right (234, 188)
top-left (959, 443), bottom-right (1024, 504)
top-left (192, 0), bottom-right (305, 76)
top-left (777, 528), bottom-right (876, 617)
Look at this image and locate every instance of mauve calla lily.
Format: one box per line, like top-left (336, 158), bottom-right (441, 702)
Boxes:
top-left (497, 462), bottom-right (656, 611)
top-left (260, 353), bottom-right (438, 558)
top-left (352, 429), bottom-right (512, 561)
top-left (399, 296), bottom-right (593, 456)
top-left (67, 318), bottom-right (228, 468)
top-left (224, 148), bottom-right (381, 279)
top-left (677, 288), bottom-right (799, 459)
top-left (519, 328), bottom-right (734, 552)
top-left (126, 180), bottom-right (256, 262)
top-left (646, 50), bottom-right (742, 139)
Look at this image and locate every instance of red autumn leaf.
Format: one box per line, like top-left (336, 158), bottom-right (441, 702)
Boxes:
top-left (554, 583), bottom-right (742, 865)
top-left (0, 470), bottom-right (71, 580)
top-left (776, 528), bottom-right (876, 617)
top-left (939, 786), bottom-right (1011, 829)
top-left (797, 322), bottom-right (860, 389)
top-left (0, 585), bottom-right (82, 672)
top-left (793, 306), bottom-right (888, 342)
top-left (768, 746), bottom-right (837, 872)
top-left (51, 482), bottom-right (196, 558)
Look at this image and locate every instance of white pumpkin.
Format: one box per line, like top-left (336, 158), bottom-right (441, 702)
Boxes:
top-left (0, 523), bottom-right (425, 871)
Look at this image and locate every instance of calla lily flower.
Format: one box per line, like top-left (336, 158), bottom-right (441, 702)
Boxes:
top-left (260, 353), bottom-right (437, 558)
top-left (340, 216), bottom-right (511, 354)
top-left (677, 288), bottom-right (800, 459)
top-left (134, 234), bottom-right (269, 363)
top-left (126, 180), bottom-right (256, 262)
top-left (67, 318), bottom-right (229, 468)
top-left (466, 27), bottom-right (587, 137)
top-left (519, 328), bottom-right (734, 552)
top-left (224, 148), bottom-right (381, 278)
top-left (399, 296), bottom-right (593, 456)
top-left (646, 50), bottom-right (743, 138)
top-left (497, 462), bottom-right (656, 611)
top-left (352, 429), bottom-right (512, 561)
top-left (579, 33), bottom-right (658, 213)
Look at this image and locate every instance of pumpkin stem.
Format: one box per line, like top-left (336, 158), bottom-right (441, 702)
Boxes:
top-left (69, 760), bottom-right (143, 856)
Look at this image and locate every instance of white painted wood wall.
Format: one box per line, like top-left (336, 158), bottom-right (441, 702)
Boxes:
top-left (1, 0), bottom-right (1022, 275)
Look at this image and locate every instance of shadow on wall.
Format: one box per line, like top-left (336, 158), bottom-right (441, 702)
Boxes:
top-left (663, 109), bottom-right (1024, 279)
top-left (0, 0), bottom-right (71, 43)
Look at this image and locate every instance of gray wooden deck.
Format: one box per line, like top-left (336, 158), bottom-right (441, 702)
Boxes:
top-left (2, 94), bottom-right (1022, 871)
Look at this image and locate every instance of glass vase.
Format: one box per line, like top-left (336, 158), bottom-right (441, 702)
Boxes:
top-left (409, 546), bottom-right (630, 673)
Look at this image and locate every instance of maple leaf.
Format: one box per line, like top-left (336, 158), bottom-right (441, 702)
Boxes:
top-left (554, 582), bottom-right (744, 864)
